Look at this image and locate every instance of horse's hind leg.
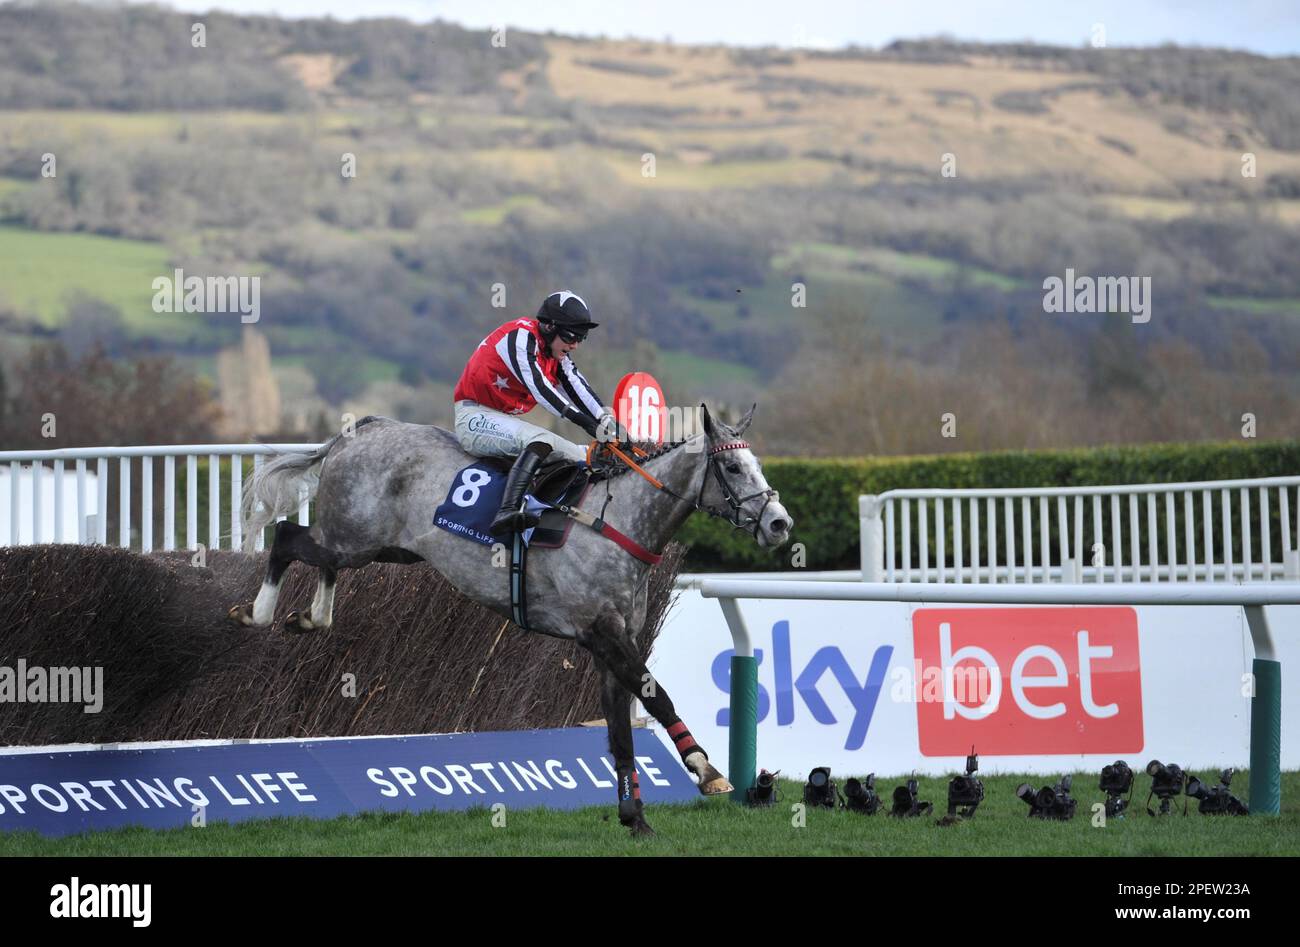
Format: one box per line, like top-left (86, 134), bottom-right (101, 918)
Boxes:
top-left (285, 565), bottom-right (337, 634)
top-left (595, 659), bottom-right (654, 837)
top-left (228, 520), bottom-right (305, 627)
top-left (579, 613), bottom-right (732, 799)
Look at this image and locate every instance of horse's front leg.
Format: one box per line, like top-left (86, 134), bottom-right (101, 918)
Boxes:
top-left (595, 658), bottom-right (653, 836)
top-left (579, 613), bottom-right (732, 811)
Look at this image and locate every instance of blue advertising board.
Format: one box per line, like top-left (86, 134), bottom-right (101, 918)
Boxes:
top-left (0, 727), bottom-right (697, 837)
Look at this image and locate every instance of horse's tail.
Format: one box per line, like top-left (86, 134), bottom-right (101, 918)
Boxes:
top-left (240, 436), bottom-right (341, 552)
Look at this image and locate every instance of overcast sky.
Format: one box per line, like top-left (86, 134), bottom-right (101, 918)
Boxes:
top-left (157, 0), bottom-right (1300, 55)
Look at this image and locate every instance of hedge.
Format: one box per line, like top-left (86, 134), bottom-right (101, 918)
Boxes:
top-left (678, 439), bottom-right (1300, 572)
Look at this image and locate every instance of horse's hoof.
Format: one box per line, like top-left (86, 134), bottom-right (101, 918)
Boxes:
top-left (228, 604), bottom-right (255, 627)
top-left (283, 611), bottom-right (315, 635)
top-left (699, 776), bottom-right (733, 795)
top-left (626, 819), bottom-right (656, 837)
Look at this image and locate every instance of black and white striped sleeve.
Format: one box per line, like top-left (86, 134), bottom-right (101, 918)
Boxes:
top-left (500, 329), bottom-right (591, 427)
top-left (559, 356), bottom-right (605, 421)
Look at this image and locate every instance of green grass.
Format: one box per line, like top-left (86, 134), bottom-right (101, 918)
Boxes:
top-left (0, 109), bottom-right (292, 142)
top-left (676, 257), bottom-right (951, 347)
top-left (0, 225), bottom-right (180, 333)
top-left (1206, 295), bottom-right (1300, 316)
top-left (0, 175), bottom-right (29, 202)
top-left (658, 348), bottom-right (760, 390)
top-left (6, 772), bottom-right (1297, 856)
top-left (460, 195), bottom-right (543, 225)
top-left (775, 241), bottom-right (1024, 291)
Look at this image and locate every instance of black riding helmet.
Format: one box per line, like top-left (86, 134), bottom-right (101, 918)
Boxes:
top-left (537, 291), bottom-right (599, 343)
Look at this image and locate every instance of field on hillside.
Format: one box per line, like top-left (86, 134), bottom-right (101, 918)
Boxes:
top-left (2, 4), bottom-right (1299, 450)
top-left (6, 773), bottom-right (1297, 857)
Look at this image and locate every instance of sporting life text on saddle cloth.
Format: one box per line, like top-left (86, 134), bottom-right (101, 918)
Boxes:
top-left (433, 462), bottom-right (548, 546)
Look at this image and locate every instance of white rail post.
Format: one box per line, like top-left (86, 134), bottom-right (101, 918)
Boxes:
top-left (1282, 487), bottom-right (1298, 580)
top-left (53, 458), bottom-right (64, 543)
top-left (186, 454), bottom-right (198, 550)
top-left (901, 500), bottom-right (912, 583)
top-left (1202, 490), bottom-right (1214, 580)
top-left (253, 453), bottom-right (265, 552)
top-left (919, 500), bottom-right (929, 582)
top-left (231, 454), bottom-right (242, 552)
top-left (860, 495), bottom-right (883, 582)
top-left (987, 497), bottom-right (998, 584)
top-left (1260, 487), bottom-right (1271, 581)
top-left (32, 460), bottom-right (44, 543)
top-left (1221, 489), bottom-right (1234, 580)
top-left (953, 497), bottom-right (963, 585)
top-left (1109, 494), bottom-right (1123, 582)
top-left (1005, 497), bottom-right (1016, 584)
top-left (1146, 494), bottom-right (1158, 582)
top-left (1241, 487), bottom-right (1253, 581)
top-left (1128, 494), bottom-right (1140, 582)
top-left (141, 456), bottom-right (153, 553)
top-left (936, 498), bottom-right (945, 583)
top-left (96, 458), bottom-right (108, 544)
top-left (118, 456), bottom-right (131, 549)
top-left (1072, 496), bottom-right (1083, 582)
top-left (8, 461), bottom-right (18, 545)
top-left (209, 452), bottom-right (220, 551)
top-left (1020, 496), bottom-right (1031, 584)
top-left (76, 459), bottom-right (87, 544)
top-left (164, 456), bottom-right (175, 551)
top-left (1091, 495), bottom-right (1103, 584)
top-left (1170, 491), bottom-right (1180, 580)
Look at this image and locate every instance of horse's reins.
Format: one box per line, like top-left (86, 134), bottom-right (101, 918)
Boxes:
top-left (563, 438), bottom-right (778, 562)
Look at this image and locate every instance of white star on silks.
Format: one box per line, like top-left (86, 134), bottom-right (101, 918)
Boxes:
top-left (494, 374), bottom-right (510, 389)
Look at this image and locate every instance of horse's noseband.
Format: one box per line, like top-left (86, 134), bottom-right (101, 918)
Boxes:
top-left (701, 440), bottom-right (778, 536)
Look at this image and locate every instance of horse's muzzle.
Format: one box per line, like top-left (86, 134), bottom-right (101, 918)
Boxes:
top-left (757, 502), bottom-right (793, 548)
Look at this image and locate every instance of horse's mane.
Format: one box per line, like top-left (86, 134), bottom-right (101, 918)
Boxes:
top-left (594, 436), bottom-right (698, 479)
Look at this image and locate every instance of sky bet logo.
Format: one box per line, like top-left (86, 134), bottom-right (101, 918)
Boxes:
top-left (711, 620), bottom-right (893, 751)
top-left (913, 608), bottom-right (1144, 756)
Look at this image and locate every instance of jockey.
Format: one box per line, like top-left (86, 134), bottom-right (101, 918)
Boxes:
top-left (453, 290), bottom-right (623, 535)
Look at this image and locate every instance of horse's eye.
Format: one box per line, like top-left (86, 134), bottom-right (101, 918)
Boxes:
top-left (726, 463), bottom-right (741, 475)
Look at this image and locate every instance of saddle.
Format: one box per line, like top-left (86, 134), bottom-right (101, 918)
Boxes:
top-left (476, 456), bottom-right (594, 548)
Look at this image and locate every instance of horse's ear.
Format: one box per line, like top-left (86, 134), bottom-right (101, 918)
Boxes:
top-left (735, 403), bottom-right (756, 436)
top-left (700, 403), bottom-right (716, 438)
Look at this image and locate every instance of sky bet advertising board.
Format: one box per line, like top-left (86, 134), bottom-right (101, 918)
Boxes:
top-left (648, 591), bottom-right (1300, 778)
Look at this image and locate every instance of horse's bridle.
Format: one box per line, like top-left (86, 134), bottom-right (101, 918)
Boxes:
top-left (692, 440), bottom-right (779, 537)
top-left (597, 438), bottom-right (777, 540)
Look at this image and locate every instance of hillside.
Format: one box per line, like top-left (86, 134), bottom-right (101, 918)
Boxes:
top-left (0, 3), bottom-right (1297, 451)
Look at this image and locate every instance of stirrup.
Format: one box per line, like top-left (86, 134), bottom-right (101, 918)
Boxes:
top-left (491, 502), bottom-right (541, 535)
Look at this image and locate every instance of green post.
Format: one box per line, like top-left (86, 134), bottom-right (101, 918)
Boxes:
top-left (1249, 657), bottom-right (1281, 816)
top-left (729, 655), bottom-right (758, 804)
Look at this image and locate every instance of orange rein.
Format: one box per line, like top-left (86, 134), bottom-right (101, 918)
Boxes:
top-left (587, 440), bottom-right (662, 489)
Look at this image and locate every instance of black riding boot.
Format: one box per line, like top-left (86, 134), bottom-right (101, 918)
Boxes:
top-left (489, 442), bottom-right (552, 536)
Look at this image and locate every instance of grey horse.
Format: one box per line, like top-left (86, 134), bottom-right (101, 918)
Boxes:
top-left (229, 404), bottom-right (791, 834)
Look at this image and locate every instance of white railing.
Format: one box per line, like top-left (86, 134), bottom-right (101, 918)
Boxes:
top-left (860, 476), bottom-right (1300, 584)
top-left (0, 443), bottom-right (322, 553)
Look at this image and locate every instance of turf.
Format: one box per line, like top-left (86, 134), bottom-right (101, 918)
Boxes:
top-left (5, 772), bottom-right (1296, 857)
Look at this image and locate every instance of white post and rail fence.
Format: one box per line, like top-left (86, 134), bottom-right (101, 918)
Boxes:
top-left (0, 443), bottom-right (322, 553)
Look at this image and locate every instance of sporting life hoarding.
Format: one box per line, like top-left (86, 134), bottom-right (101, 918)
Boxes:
top-left (0, 727), bottom-right (698, 837)
top-left (648, 589), bottom-right (1300, 779)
